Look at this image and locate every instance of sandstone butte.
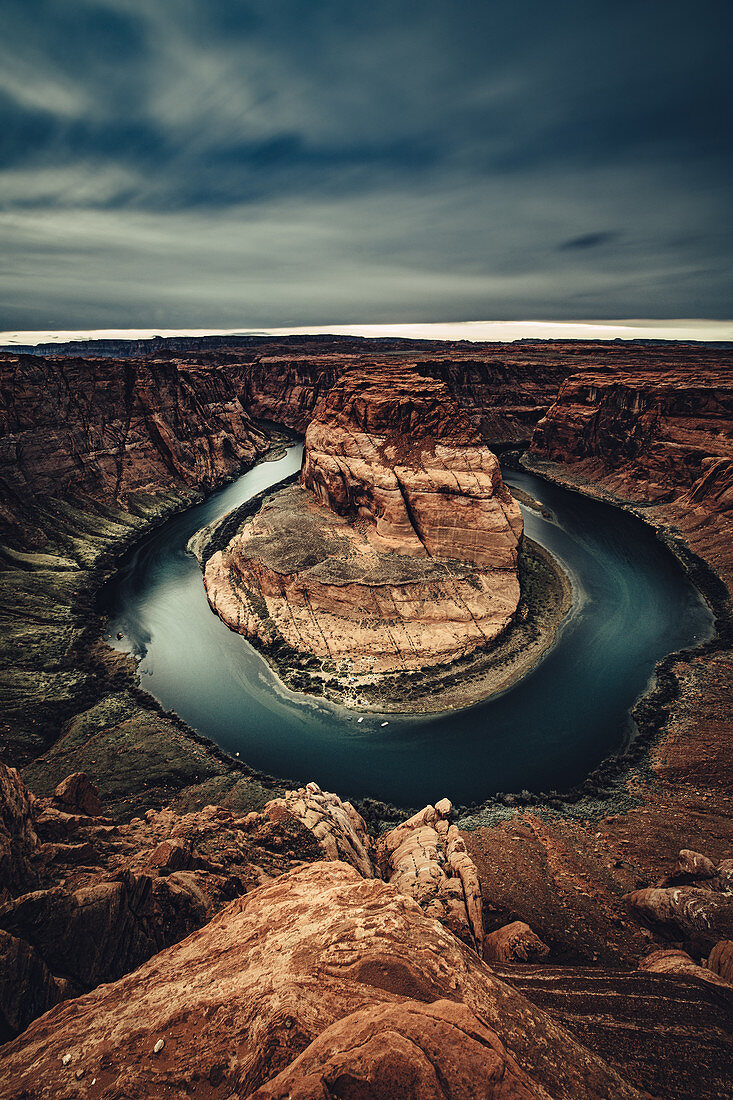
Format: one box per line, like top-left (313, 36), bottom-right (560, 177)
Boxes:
top-left (195, 368), bottom-right (523, 688)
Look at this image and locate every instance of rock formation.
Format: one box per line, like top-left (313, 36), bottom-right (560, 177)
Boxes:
top-left (0, 861), bottom-right (650, 1100)
top-left (637, 947), bottom-right (732, 988)
top-left (0, 762), bottom-right (488, 1048)
top-left (255, 782), bottom-right (375, 878)
top-left (708, 939), bottom-right (733, 983)
top-left (0, 765), bottom-right (39, 897)
top-left (483, 921), bottom-right (550, 964)
top-left (624, 885), bottom-right (733, 953)
top-left (252, 789), bottom-right (488, 951)
top-left (376, 799), bottom-right (484, 950)
top-left (530, 369), bottom-right (733, 507)
top-left (0, 353), bottom-right (270, 538)
top-left (0, 763), bottom-right (321, 1040)
top-left (195, 369), bottom-right (523, 696)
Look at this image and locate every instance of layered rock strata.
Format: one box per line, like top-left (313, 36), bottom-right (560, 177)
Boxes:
top-left (195, 370), bottom-right (523, 694)
top-left (4, 766), bottom-right (730, 1097)
top-left (0, 353), bottom-right (270, 541)
top-left (531, 369), bottom-right (733, 508)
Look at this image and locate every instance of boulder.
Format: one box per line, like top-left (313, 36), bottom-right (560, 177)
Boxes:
top-left (248, 999), bottom-right (543, 1099)
top-left (53, 773), bottom-right (102, 818)
top-left (708, 940), bottom-right (733, 984)
top-left (674, 849), bottom-right (718, 880)
top-left (484, 921), bottom-right (550, 964)
top-left (624, 886), bottom-right (733, 952)
top-left (638, 948), bottom-right (732, 988)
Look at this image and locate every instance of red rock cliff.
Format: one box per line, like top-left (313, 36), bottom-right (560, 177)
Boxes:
top-left (0, 353), bottom-right (269, 534)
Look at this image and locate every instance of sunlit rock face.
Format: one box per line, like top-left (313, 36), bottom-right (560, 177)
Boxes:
top-left (302, 369), bottom-right (523, 567)
top-left (196, 368), bottom-right (523, 684)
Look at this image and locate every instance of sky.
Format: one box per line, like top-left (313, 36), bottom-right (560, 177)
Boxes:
top-left (1, 1), bottom-right (731, 332)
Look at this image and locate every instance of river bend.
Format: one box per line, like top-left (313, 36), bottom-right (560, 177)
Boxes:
top-left (100, 445), bottom-right (713, 807)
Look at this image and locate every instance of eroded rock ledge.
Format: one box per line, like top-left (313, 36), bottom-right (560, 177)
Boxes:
top-left (193, 368), bottom-right (527, 707)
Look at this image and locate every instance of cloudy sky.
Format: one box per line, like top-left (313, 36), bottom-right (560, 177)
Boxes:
top-left (1, 0), bottom-right (731, 331)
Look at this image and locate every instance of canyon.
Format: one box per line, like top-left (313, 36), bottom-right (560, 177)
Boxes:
top-left (1, 334), bottom-right (732, 1098)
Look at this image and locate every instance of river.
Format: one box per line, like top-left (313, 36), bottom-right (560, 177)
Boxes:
top-left (99, 444), bottom-right (714, 807)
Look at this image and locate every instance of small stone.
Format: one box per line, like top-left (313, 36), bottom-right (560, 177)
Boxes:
top-left (61, 1054), bottom-right (71, 1066)
top-left (677, 849), bottom-right (717, 879)
top-left (435, 798), bottom-right (453, 819)
top-left (153, 1039), bottom-right (165, 1054)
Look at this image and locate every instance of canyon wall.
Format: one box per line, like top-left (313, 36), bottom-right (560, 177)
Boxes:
top-left (4, 339), bottom-right (727, 537)
top-left (531, 369), bottom-right (733, 508)
top-left (0, 354), bottom-right (270, 538)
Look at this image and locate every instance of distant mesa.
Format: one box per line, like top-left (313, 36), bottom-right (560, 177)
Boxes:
top-left (189, 367), bottom-right (524, 704)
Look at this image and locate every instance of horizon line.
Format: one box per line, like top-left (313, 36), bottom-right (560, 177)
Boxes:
top-left (2, 318), bottom-right (733, 347)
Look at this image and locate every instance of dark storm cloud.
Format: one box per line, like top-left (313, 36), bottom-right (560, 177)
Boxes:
top-left (560, 233), bottom-right (619, 251)
top-left (0, 0), bottom-right (731, 328)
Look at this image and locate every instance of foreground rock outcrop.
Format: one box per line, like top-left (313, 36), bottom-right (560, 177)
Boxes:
top-left (0, 861), bottom-right (650, 1100)
top-left (377, 799), bottom-right (484, 950)
top-left (256, 782), bottom-right (375, 878)
top-left (255, 788), bottom-right (489, 951)
top-left (0, 764), bottom-right (321, 1041)
top-left (195, 369), bottom-right (523, 703)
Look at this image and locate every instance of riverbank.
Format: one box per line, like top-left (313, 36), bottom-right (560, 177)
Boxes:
top-left (520, 453), bottom-right (733, 792)
top-left (454, 457), bottom-right (730, 828)
top-left (1, 441), bottom-right (726, 831)
top-left (2, 441), bottom-right (297, 819)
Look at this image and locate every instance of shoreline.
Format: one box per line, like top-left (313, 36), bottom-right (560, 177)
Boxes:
top-left (455, 453), bottom-right (731, 816)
